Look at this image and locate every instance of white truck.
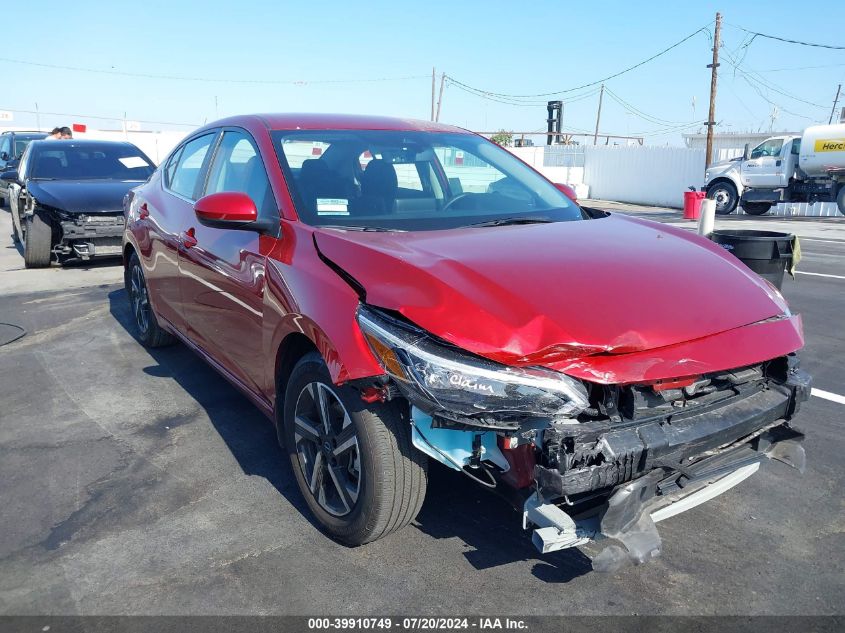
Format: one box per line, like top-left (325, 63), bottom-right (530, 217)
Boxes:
top-left (703, 123), bottom-right (845, 216)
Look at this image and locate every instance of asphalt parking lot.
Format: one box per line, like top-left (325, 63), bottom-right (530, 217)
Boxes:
top-left (0, 204), bottom-right (843, 616)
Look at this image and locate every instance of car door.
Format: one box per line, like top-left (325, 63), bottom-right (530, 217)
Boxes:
top-left (178, 128), bottom-right (277, 398)
top-left (741, 138), bottom-right (784, 188)
top-left (139, 132), bottom-right (218, 334)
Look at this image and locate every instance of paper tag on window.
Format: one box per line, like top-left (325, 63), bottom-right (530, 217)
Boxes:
top-left (316, 198), bottom-right (349, 215)
top-left (119, 156), bottom-right (148, 168)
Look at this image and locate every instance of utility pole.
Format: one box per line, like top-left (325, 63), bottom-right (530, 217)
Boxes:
top-left (593, 84), bottom-right (604, 145)
top-left (435, 73), bottom-right (446, 122)
top-left (34, 102), bottom-right (41, 132)
top-left (705, 12), bottom-right (721, 169)
top-left (829, 84), bottom-right (842, 124)
top-left (431, 68), bottom-right (436, 121)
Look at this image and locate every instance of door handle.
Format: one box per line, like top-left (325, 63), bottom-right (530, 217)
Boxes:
top-left (180, 228), bottom-right (197, 248)
top-left (138, 202), bottom-right (149, 219)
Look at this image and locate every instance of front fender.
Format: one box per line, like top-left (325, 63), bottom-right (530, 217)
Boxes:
top-left (261, 222), bottom-right (384, 399)
top-left (706, 165), bottom-right (743, 196)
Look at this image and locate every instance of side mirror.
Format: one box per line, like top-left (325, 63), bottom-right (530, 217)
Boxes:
top-left (743, 143), bottom-right (750, 160)
top-left (554, 182), bottom-right (578, 202)
top-left (0, 151), bottom-right (8, 162)
top-left (0, 170), bottom-right (19, 183)
top-left (194, 191), bottom-right (259, 229)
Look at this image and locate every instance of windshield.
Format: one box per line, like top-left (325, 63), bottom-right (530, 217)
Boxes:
top-left (271, 130), bottom-right (583, 231)
top-left (29, 143), bottom-right (155, 181)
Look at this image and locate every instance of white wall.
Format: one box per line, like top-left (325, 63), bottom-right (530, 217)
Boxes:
top-left (70, 130), bottom-right (187, 165)
top-left (582, 145), bottom-right (706, 208)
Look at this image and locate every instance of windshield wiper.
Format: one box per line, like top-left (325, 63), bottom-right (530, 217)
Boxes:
top-left (321, 225), bottom-right (404, 232)
top-left (467, 216), bottom-right (555, 228)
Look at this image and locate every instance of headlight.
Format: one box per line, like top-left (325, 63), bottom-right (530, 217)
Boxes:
top-left (357, 305), bottom-right (589, 423)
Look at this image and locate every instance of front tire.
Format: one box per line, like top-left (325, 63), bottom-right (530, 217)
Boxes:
top-left (707, 181), bottom-right (738, 215)
top-left (283, 352), bottom-right (427, 546)
top-left (23, 211), bottom-right (53, 268)
top-left (125, 252), bottom-right (175, 347)
top-left (741, 202), bottom-right (772, 215)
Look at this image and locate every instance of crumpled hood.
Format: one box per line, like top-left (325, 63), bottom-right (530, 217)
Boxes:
top-left (27, 180), bottom-right (141, 214)
top-left (314, 215), bottom-right (788, 367)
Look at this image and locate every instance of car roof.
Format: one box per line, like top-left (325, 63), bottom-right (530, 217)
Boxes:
top-left (205, 113), bottom-right (470, 134)
top-left (2, 131), bottom-right (47, 137)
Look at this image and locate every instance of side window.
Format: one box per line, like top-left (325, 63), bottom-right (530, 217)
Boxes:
top-left (393, 163), bottom-right (424, 192)
top-left (163, 146), bottom-right (183, 188)
top-left (0, 136), bottom-right (10, 159)
top-left (168, 134), bottom-right (215, 200)
top-left (750, 139), bottom-right (783, 160)
top-left (205, 131), bottom-right (275, 216)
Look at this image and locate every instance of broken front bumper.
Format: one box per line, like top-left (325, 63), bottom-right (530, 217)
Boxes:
top-left (524, 368), bottom-right (811, 569)
top-left (57, 214), bottom-right (125, 259)
top-left (535, 375), bottom-right (810, 499)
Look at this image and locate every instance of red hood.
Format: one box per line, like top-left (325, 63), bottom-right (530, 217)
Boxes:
top-left (313, 215), bottom-right (789, 368)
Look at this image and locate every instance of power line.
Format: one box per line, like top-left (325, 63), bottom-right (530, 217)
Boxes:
top-left (727, 26), bottom-right (845, 51)
top-left (754, 62), bottom-right (845, 73)
top-left (0, 106), bottom-right (200, 127)
top-left (603, 88), bottom-right (693, 126)
top-left (445, 79), bottom-right (601, 107)
top-left (0, 56), bottom-right (428, 86)
top-left (445, 23), bottom-right (713, 99)
top-left (722, 55), bottom-right (829, 109)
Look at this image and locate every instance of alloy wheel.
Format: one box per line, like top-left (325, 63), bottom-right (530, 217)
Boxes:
top-left (129, 264), bottom-right (151, 335)
top-left (293, 382), bottom-right (361, 517)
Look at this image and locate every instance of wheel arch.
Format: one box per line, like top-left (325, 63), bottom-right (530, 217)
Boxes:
top-left (707, 176), bottom-right (743, 196)
top-left (274, 331), bottom-right (321, 409)
top-left (123, 241), bottom-right (136, 269)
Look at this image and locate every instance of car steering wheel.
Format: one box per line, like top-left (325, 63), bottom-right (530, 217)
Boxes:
top-left (441, 193), bottom-right (473, 212)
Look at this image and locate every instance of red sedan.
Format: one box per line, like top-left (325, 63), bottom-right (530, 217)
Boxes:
top-left (123, 114), bottom-right (810, 570)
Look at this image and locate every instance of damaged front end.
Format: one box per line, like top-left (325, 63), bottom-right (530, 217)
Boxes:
top-left (355, 304), bottom-right (812, 570)
top-left (51, 209), bottom-right (125, 260)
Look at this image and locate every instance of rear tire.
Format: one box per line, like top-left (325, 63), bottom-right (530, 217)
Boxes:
top-left (707, 181), bottom-right (738, 215)
top-left (125, 252), bottom-right (176, 347)
top-left (283, 352), bottom-right (427, 546)
top-left (741, 202), bottom-right (772, 216)
top-left (23, 211), bottom-right (53, 268)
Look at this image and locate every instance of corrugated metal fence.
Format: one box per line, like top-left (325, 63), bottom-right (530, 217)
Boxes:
top-left (582, 145), bottom-right (706, 208)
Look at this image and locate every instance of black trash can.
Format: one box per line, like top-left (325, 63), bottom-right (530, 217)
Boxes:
top-left (710, 229), bottom-right (794, 290)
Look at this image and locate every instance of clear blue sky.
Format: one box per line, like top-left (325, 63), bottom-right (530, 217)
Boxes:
top-left (4, 0), bottom-right (844, 144)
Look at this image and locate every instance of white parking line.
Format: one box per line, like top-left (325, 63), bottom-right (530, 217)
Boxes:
top-left (800, 238), bottom-right (845, 245)
top-left (795, 271), bottom-right (845, 280)
top-left (812, 389), bottom-right (845, 405)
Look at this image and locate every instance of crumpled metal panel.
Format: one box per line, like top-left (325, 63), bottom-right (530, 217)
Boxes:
top-left (314, 214), bottom-right (801, 384)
